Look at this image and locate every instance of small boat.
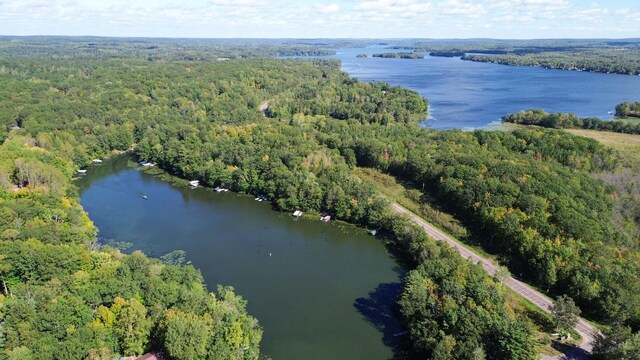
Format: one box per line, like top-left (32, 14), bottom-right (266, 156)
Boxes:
top-left (140, 161), bottom-right (156, 167)
top-left (215, 186), bottom-right (229, 192)
top-left (77, 169), bottom-right (87, 174)
top-left (142, 195), bottom-right (148, 200)
top-left (292, 210), bottom-right (303, 218)
top-left (92, 159), bottom-right (103, 164)
top-left (189, 180), bottom-right (200, 187)
top-left (321, 215), bottom-right (331, 222)
top-left (369, 229), bottom-right (378, 236)
top-left (608, 111), bottom-right (614, 115)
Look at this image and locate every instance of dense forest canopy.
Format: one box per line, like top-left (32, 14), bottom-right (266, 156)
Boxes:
top-left (1, 38), bottom-right (640, 358)
top-left (0, 36), bottom-right (336, 61)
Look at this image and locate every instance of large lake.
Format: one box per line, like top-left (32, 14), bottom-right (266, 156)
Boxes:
top-left (327, 46), bottom-right (640, 130)
top-left (78, 157), bottom-right (404, 360)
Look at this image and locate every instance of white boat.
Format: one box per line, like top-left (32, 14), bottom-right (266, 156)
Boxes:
top-left (215, 186), bottom-right (229, 192)
top-left (92, 159), bottom-right (103, 164)
top-left (77, 169), bottom-right (87, 174)
top-left (189, 180), bottom-right (200, 187)
top-left (292, 210), bottom-right (303, 217)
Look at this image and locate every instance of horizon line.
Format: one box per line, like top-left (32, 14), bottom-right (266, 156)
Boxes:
top-left (1, 35), bottom-right (640, 41)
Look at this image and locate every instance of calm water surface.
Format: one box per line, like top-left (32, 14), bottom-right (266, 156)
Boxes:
top-left (78, 157), bottom-right (403, 360)
top-left (328, 46), bottom-right (640, 130)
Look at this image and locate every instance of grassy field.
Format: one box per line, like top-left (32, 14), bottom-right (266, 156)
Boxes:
top-left (501, 122), bottom-right (640, 170)
top-left (616, 116), bottom-right (640, 125)
top-left (563, 128), bottom-right (640, 243)
top-left (353, 167), bottom-right (470, 241)
top-left (565, 128), bottom-right (640, 170)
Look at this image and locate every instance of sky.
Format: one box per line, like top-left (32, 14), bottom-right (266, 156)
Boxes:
top-left (1, 0), bottom-right (639, 39)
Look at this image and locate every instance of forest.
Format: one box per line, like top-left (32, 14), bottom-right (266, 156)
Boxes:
top-left (461, 51), bottom-right (640, 75)
top-left (399, 38), bottom-right (640, 75)
top-left (0, 36), bottom-right (336, 61)
top-left (1, 38), bottom-right (639, 358)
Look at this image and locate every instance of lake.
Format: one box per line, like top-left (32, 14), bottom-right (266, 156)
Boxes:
top-left (78, 157), bottom-right (404, 360)
top-left (327, 46), bottom-right (640, 130)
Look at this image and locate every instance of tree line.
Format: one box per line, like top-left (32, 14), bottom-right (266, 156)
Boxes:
top-left (615, 102), bottom-right (640, 118)
top-left (404, 38), bottom-right (640, 76)
top-left (372, 53), bottom-right (425, 59)
top-left (0, 36), bottom-right (335, 62)
top-left (462, 51), bottom-right (640, 76)
top-left (502, 109), bottom-right (640, 135)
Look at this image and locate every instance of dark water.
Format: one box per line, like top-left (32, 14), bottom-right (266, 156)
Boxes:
top-left (78, 157), bottom-right (404, 360)
top-left (327, 46), bottom-right (640, 130)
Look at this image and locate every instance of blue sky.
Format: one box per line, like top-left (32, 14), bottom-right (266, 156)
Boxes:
top-left (1, 0), bottom-right (639, 39)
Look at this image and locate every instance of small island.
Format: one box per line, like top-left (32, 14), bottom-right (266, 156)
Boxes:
top-left (429, 50), bottom-right (465, 57)
top-left (372, 52), bottom-right (424, 59)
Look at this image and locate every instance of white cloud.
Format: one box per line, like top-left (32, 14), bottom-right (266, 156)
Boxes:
top-left (436, 0), bottom-right (486, 16)
top-left (0, 0), bottom-right (639, 38)
top-left (355, 0), bottom-right (431, 14)
top-left (315, 3), bottom-right (341, 14)
top-left (567, 7), bottom-right (609, 21)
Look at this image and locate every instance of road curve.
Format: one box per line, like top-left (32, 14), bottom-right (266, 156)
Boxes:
top-left (390, 202), bottom-right (597, 359)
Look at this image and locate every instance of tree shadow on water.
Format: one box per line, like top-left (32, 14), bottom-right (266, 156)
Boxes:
top-left (354, 282), bottom-right (410, 359)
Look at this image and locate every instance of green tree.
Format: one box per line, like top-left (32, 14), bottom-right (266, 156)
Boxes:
top-left (592, 325), bottom-right (638, 360)
top-left (160, 309), bottom-right (213, 360)
top-left (550, 295), bottom-right (581, 331)
top-left (494, 264), bottom-right (511, 284)
top-left (0, 254), bottom-right (11, 296)
top-left (486, 319), bottom-right (537, 360)
top-left (113, 298), bottom-right (150, 356)
top-left (432, 335), bottom-right (456, 360)
top-left (6, 346), bottom-right (33, 360)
